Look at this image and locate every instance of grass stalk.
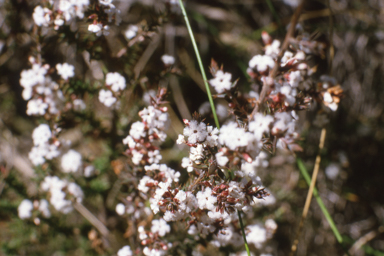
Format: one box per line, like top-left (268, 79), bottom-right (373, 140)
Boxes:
top-left (296, 158), bottom-right (351, 256)
top-left (178, 1), bottom-right (250, 255)
top-left (177, 0), bottom-right (220, 129)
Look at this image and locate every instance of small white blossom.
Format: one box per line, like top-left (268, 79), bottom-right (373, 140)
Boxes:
top-left (106, 72), bottom-right (126, 92)
top-left (38, 199), bottom-right (51, 218)
top-left (32, 124), bottom-right (52, 146)
top-left (117, 245), bottom-right (133, 256)
top-left (161, 55), bottom-right (175, 65)
top-left (33, 6), bottom-right (51, 27)
top-left (116, 203), bottom-right (126, 215)
top-left (183, 120), bottom-right (207, 144)
top-left (125, 25), bottom-right (138, 40)
top-left (209, 70), bottom-right (232, 93)
top-left (18, 199), bottom-right (33, 219)
top-left (265, 40), bottom-right (280, 57)
top-left (246, 224), bottom-right (267, 248)
top-left (26, 98), bottom-right (48, 116)
top-left (249, 55), bottom-right (275, 72)
top-left (61, 150), bottom-right (82, 173)
top-left (151, 219), bottom-right (171, 237)
top-left (129, 121), bottom-right (146, 140)
top-left (205, 126), bottom-right (219, 147)
top-left (56, 63), bottom-right (75, 80)
top-left (196, 187), bottom-right (216, 210)
top-left (98, 89), bottom-right (117, 107)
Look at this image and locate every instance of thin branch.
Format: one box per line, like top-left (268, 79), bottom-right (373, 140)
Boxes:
top-left (347, 226), bottom-right (384, 256)
top-left (251, 0), bottom-right (305, 117)
top-left (73, 202), bottom-right (110, 240)
top-left (290, 128), bottom-right (326, 255)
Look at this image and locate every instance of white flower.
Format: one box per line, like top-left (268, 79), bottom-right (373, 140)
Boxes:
top-left (288, 70), bottom-right (302, 87)
top-left (29, 146), bottom-right (47, 166)
top-left (61, 150), bottom-right (82, 173)
top-left (88, 23), bottom-right (102, 33)
top-left (181, 157), bottom-right (194, 172)
top-left (280, 85), bottom-right (296, 106)
top-left (325, 163), bottom-right (340, 180)
top-left (175, 190), bottom-right (186, 202)
top-left (138, 176), bottom-right (155, 193)
top-left (99, 0), bottom-right (114, 7)
top-left (106, 72), bottom-right (126, 92)
top-left (246, 224), bottom-right (267, 248)
top-left (218, 122), bottom-right (250, 150)
top-left (249, 113), bottom-right (274, 140)
top-left (196, 187), bottom-right (217, 210)
top-left (83, 165), bottom-right (95, 177)
top-left (209, 70), bottom-right (232, 93)
top-left (151, 219), bottom-right (171, 237)
top-left (26, 98), bottom-right (48, 116)
top-left (272, 112), bottom-right (293, 135)
top-left (116, 203), bottom-right (126, 215)
top-left (98, 89), bottom-right (116, 107)
top-left (124, 25), bottom-right (138, 40)
top-left (189, 144), bottom-right (205, 162)
top-left (148, 150), bottom-right (162, 164)
top-left (117, 245), bottom-right (133, 256)
top-left (122, 135), bottom-right (136, 148)
top-left (248, 55), bottom-right (275, 72)
top-left (281, 51), bottom-right (294, 65)
top-left (176, 134), bottom-right (186, 144)
top-left (33, 6), bottom-right (51, 27)
top-left (32, 124), bottom-right (52, 146)
top-left (38, 199), bottom-right (51, 218)
top-left (73, 99), bottom-right (86, 111)
top-left (215, 152), bottom-right (229, 166)
top-left (56, 63), bottom-right (75, 80)
top-left (183, 120), bottom-right (207, 144)
top-left (129, 121), bottom-right (146, 140)
top-left (161, 55), bottom-right (175, 65)
top-left (20, 63), bottom-right (47, 91)
top-left (265, 40), bottom-right (280, 57)
top-left (205, 126), bottom-right (219, 147)
top-left (18, 199), bottom-right (33, 219)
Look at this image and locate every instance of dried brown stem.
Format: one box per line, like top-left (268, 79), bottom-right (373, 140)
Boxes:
top-left (73, 202), bottom-right (110, 246)
top-left (290, 128), bottom-right (326, 255)
top-left (347, 226), bottom-right (384, 256)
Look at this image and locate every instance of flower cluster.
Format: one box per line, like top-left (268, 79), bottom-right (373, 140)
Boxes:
top-left (33, 0), bottom-right (90, 30)
top-left (98, 72), bottom-right (127, 107)
top-left (122, 89), bottom-right (170, 167)
top-left (87, 0), bottom-right (122, 36)
top-left (28, 124), bottom-right (60, 166)
top-left (40, 176), bottom-right (84, 214)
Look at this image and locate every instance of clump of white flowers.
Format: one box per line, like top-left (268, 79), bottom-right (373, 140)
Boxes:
top-left (41, 176), bottom-right (84, 214)
top-left (29, 124), bottom-right (60, 166)
top-left (98, 72), bottom-right (127, 107)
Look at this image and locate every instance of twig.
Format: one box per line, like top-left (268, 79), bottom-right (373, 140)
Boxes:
top-left (250, 0), bottom-right (305, 117)
top-left (169, 74), bottom-right (192, 120)
top-left (296, 158), bottom-right (351, 256)
top-left (326, 0), bottom-right (334, 75)
top-left (73, 202), bottom-right (110, 240)
top-left (133, 32), bottom-right (162, 79)
top-left (347, 226), bottom-right (384, 256)
top-left (290, 128), bottom-right (326, 255)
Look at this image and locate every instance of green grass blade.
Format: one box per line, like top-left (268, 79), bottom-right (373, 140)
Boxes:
top-left (178, 0), bottom-right (220, 129)
top-left (296, 158), bottom-right (343, 243)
